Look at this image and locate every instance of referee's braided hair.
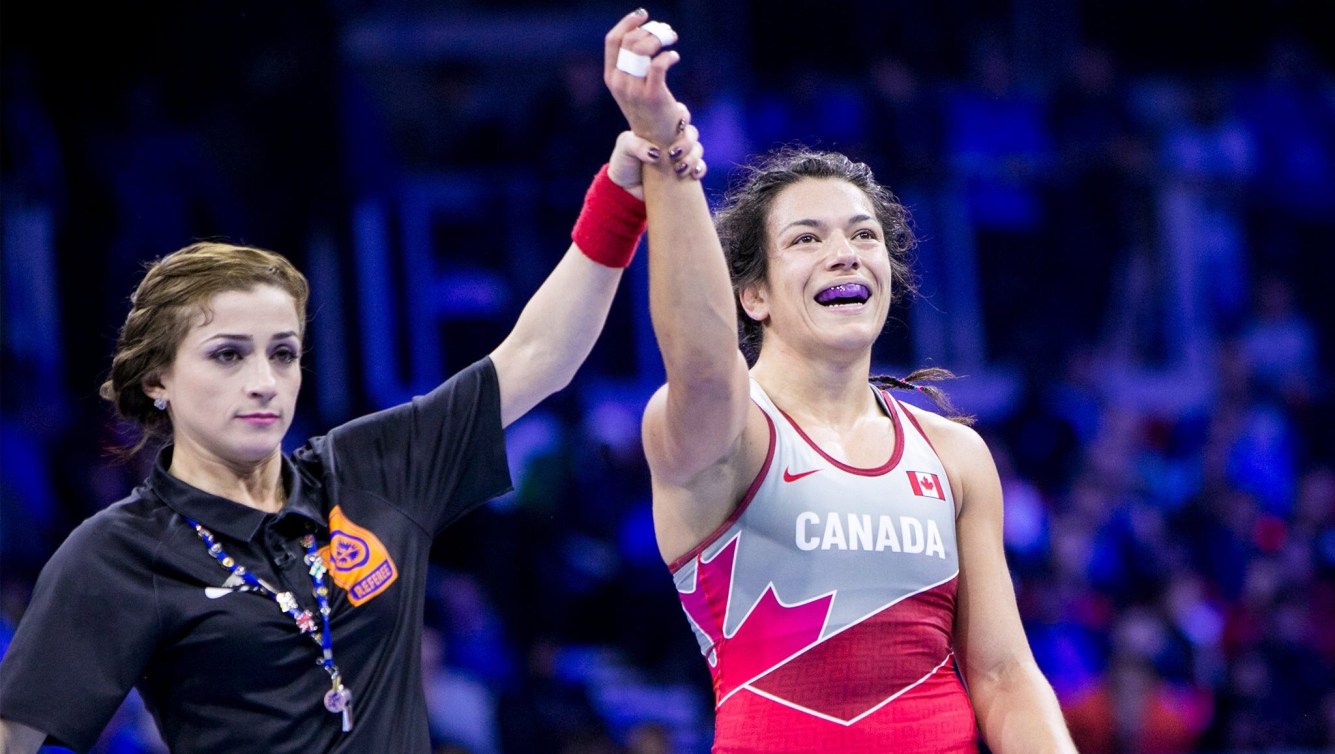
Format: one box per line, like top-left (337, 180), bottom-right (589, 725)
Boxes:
top-left (100, 241), bottom-right (310, 454)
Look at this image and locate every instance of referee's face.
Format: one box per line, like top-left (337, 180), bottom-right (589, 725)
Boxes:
top-left (158, 284), bottom-right (303, 470)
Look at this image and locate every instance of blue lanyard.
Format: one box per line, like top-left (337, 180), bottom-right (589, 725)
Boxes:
top-left (185, 517), bottom-right (354, 732)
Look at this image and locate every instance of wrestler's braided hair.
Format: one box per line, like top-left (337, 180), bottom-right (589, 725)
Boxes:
top-left (871, 367), bottom-right (975, 425)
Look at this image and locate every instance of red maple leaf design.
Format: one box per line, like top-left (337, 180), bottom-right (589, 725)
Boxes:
top-left (679, 536), bottom-right (834, 703)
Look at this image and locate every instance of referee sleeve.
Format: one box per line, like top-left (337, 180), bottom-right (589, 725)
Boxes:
top-left (321, 357), bottom-right (512, 535)
top-left (0, 513), bottom-right (162, 752)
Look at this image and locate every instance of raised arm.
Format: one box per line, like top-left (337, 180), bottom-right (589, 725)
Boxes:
top-left (603, 11), bottom-right (759, 559)
top-left (911, 407), bottom-right (1077, 753)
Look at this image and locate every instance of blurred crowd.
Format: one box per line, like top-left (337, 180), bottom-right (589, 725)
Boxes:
top-left (2, 2), bottom-right (1333, 753)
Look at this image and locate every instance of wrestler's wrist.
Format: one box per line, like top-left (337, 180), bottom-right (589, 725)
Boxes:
top-left (634, 121), bottom-right (681, 150)
top-left (571, 164), bottom-right (646, 268)
top-left (652, 114), bottom-right (690, 153)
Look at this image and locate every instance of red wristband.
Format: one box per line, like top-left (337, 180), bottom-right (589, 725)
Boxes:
top-left (572, 164), bottom-right (647, 268)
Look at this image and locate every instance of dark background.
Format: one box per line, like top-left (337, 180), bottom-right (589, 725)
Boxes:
top-left (3, 1), bottom-right (1333, 752)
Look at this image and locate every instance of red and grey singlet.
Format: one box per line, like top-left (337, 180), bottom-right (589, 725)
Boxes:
top-left (670, 380), bottom-right (978, 753)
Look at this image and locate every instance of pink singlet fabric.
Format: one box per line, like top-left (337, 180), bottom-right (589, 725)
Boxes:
top-left (669, 381), bottom-right (978, 753)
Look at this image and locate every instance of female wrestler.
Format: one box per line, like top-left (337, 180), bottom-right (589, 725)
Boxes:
top-left (603, 11), bottom-right (1078, 753)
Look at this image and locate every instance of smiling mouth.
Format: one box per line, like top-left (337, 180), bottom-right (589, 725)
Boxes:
top-left (815, 283), bottom-right (871, 307)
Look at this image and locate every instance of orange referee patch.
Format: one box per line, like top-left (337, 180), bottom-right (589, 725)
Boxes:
top-left (319, 506), bottom-right (398, 606)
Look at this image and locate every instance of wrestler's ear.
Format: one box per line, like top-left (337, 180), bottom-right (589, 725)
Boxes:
top-left (739, 283), bottom-right (769, 324)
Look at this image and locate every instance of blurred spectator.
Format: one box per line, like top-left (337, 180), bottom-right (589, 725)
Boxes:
top-left (427, 568), bottom-right (519, 692)
top-left (1063, 607), bottom-right (1214, 754)
top-left (1048, 43), bottom-right (1153, 350)
top-left (1225, 400), bottom-right (1300, 518)
top-left (497, 640), bottom-right (618, 754)
top-left (749, 69), bottom-right (870, 158)
top-left (1156, 79), bottom-right (1256, 360)
top-left (0, 53), bottom-right (67, 211)
top-left (863, 56), bottom-right (946, 192)
top-left (624, 720), bottom-right (673, 754)
top-left (941, 30), bottom-right (1057, 369)
top-left (1237, 35), bottom-right (1335, 352)
top-left (423, 625), bottom-right (502, 754)
top-left (530, 52), bottom-right (631, 244)
top-left (88, 75), bottom-right (246, 288)
top-left (861, 56), bottom-right (957, 369)
top-left (672, 59), bottom-right (751, 199)
top-left (1209, 590), bottom-right (1332, 748)
top-left (1237, 274), bottom-right (1321, 408)
top-left (1065, 652), bottom-right (1213, 754)
top-left (0, 419), bottom-right (59, 580)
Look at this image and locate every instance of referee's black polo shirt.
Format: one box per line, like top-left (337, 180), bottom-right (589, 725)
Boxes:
top-left (0, 358), bottom-right (512, 753)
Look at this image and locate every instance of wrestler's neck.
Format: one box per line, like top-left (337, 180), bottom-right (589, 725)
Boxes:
top-left (168, 444), bottom-right (286, 513)
top-left (751, 341), bottom-right (877, 428)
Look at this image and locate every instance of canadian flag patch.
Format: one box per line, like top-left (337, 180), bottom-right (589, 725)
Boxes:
top-left (907, 470), bottom-right (946, 500)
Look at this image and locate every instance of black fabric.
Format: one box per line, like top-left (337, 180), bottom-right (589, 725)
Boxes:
top-left (0, 357), bottom-right (511, 753)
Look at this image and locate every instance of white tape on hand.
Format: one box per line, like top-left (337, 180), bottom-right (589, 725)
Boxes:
top-left (640, 20), bottom-right (676, 47)
top-left (616, 47), bottom-right (651, 78)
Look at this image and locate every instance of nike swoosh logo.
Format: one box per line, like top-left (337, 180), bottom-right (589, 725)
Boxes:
top-left (205, 573), bottom-right (247, 599)
top-left (783, 467), bottom-right (820, 483)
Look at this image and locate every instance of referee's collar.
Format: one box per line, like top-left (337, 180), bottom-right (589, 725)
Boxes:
top-left (148, 445), bottom-right (327, 541)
